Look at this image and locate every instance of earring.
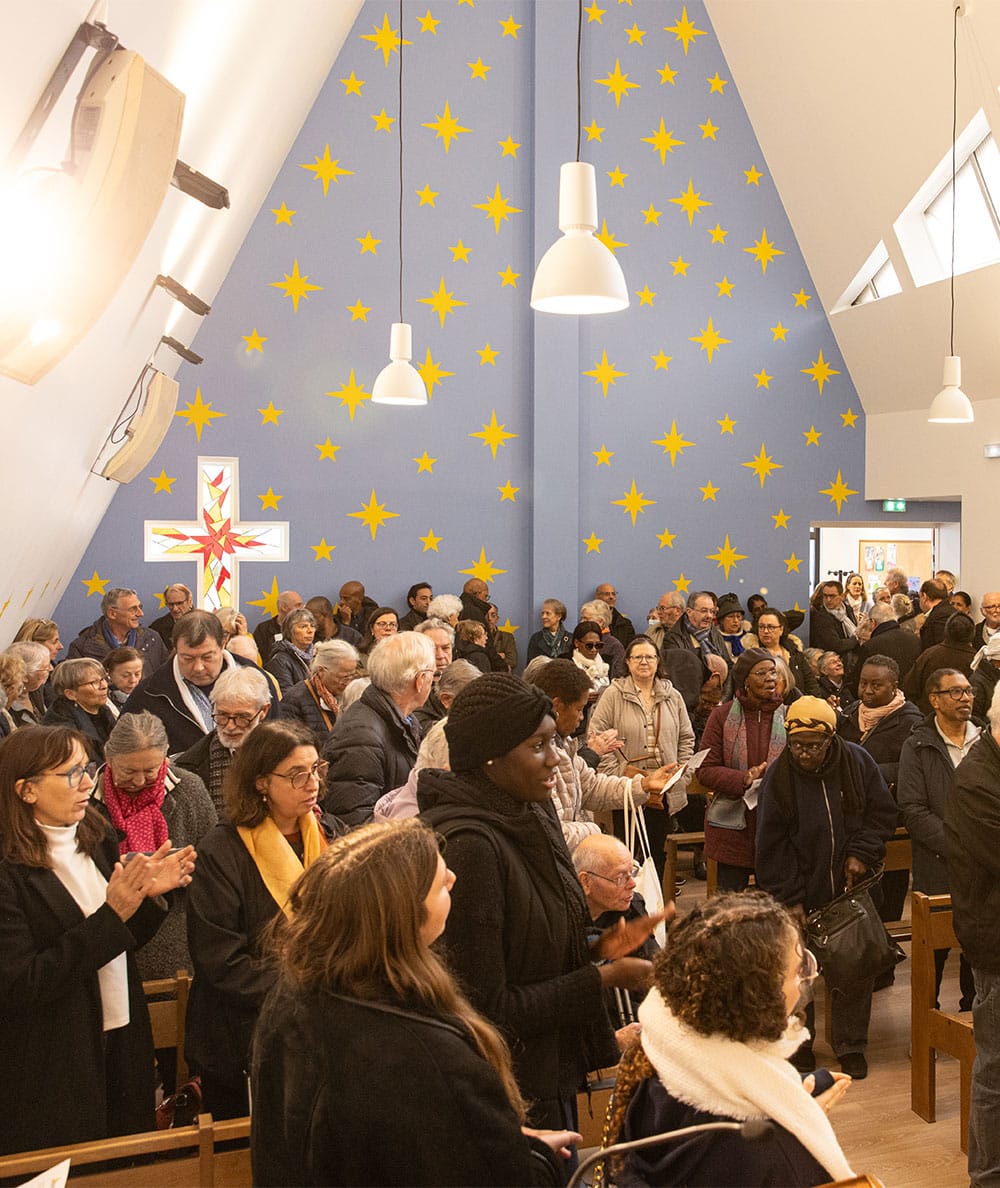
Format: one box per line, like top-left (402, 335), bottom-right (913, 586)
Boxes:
top-left (486, 759), bottom-right (494, 766)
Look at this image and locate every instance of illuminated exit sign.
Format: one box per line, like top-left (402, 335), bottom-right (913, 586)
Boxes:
top-left (882, 499), bottom-right (907, 513)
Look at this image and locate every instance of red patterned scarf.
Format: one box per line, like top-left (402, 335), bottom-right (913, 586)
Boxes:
top-left (103, 760), bottom-right (170, 855)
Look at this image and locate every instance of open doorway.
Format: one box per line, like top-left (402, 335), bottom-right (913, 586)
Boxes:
top-left (811, 522), bottom-right (961, 599)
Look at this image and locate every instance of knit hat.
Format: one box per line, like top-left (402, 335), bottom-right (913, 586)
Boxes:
top-left (445, 673), bottom-right (553, 771)
top-left (783, 608), bottom-right (805, 633)
top-left (716, 592), bottom-right (744, 620)
top-left (731, 647), bottom-right (774, 691)
top-left (784, 695), bottom-right (837, 735)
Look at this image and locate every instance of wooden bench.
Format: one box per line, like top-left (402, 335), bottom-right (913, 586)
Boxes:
top-left (662, 830), bottom-right (711, 903)
top-left (144, 969), bottom-right (192, 1086)
top-left (910, 891), bottom-right (975, 1154)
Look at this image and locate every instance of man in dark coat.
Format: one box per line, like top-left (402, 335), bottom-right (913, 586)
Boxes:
top-left (397, 581), bottom-right (432, 632)
top-left (904, 611), bottom-right (976, 714)
top-left (67, 586), bottom-right (167, 677)
top-left (148, 583), bottom-right (193, 648)
top-left (973, 592), bottom-right (1000, 650)
top-left (856, 602), bottom-right (922, 687)
top-left (808, 580), bottom-right (861, 678)
top-left (595, 583), bottom-right (636, 648)
top-left (251, 589), bottom-right (302, 667)
top-left (661, 590), bottom-right (733, 689)
top-left (919, 579), bottom-right (953, 651)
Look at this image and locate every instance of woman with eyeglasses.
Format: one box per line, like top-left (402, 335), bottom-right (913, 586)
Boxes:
top-left (0, 725), bottom-right (195, 1154)
top-left (185, 719), bottom-right (346, 1119)
top-left (745, 607), bottom-right (820, 699)
top-left (42, 657), bottom-right (119, 760)
top-left (600, 892), bottom-right (855, 1188)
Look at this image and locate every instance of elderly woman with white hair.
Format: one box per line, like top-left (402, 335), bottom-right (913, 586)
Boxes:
top-left (427, 593), bottom-right (462, 627)
top-left (322, 632), bottom-right (436, 827)
top-left (43, 657), bottom-right (119, 760)
top-left (3, 641), bottom-right (52, 727)
top-left (282, 639), bottom-right (360, 739)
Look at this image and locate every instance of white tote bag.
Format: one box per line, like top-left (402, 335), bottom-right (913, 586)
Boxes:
top-left (622, 787), bottom-right (667, 947)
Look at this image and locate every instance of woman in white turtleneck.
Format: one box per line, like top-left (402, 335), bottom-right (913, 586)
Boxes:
top-left (0, 725), bottom-right (195, 1155)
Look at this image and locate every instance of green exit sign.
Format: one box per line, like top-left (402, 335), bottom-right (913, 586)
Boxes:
top-left (882, 499), bottom-right (907, 513)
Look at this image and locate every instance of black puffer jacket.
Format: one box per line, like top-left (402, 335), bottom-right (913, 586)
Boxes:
top-left (265, 640), bottom-right (311, 696)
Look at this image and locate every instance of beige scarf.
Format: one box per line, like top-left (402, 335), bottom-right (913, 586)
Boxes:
top-left (857, 689), bottom-right (906, 735)
top-left (238, 812), bottom-right (326, 917)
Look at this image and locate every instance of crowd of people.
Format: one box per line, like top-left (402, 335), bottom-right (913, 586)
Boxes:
top-left (1, 565), bottom-right (999, 1185)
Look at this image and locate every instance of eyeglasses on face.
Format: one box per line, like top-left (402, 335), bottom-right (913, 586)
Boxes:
top-left (788, 739), bottom-right (830, 755)
top-left (583, 862), bottom-right (640, 890)
top-left (628, 653), bottom-right (657, 663)
top-left (981, 604), bottom-right (1000, 612)
top-left (41, 761), bottom-right (99, 789)
top-left (578, 640), bottom-right (601, 651)
top-left (931, 686), bottom-right (974, 701)
top-left (77, 677), bottom-right (109, 690)
top-left (213, 709), bottom-right (262, 729)
top-left (267, 761), bottom-right (330, 790)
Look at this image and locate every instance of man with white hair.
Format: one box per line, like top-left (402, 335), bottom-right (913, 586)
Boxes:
top-left (856, 599), bottom-right (921, 687)
top-left (321, 632), bottom-right (435, 826)
top-left (251, 589), bottom-right (303, 666)
top-left (974, 592), bottom-right (1000, 651)
top-left (647, 591), bottom-right (686, 652)
top-left (413, 618), bottom-right (454, 732)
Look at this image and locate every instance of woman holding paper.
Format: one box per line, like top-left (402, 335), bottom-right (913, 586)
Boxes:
top-left (700, 650), bottom-right (787, 892)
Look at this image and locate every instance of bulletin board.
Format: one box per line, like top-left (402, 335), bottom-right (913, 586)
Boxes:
top-left (859, 540), bottom-right (932, 595)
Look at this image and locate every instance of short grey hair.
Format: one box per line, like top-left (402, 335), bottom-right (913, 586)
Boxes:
top-left (580, 599), bottom-right (611, 628)
top-left (869, 602), bottom-right (896, 625)
top-left (522, 656), bottom-right (552, 684)
top-left (890, 594), bottom-right (912, 621)
top-left (52, 657), bottom-right (105, 696)
top-left (415, 617), bottom-right (455, 644)
top-left (438, 659), bottom-right (482, 700)
top-left (101, 587), bottom-right (137, 616)
top-left (5, 641), bottom-right (49, 678)
top-left (282, 608), bottom-right (316, 636)
top-left (105, 711), bottom-right (169, 758)
top-left (886, 567), bottom-right (907, 587)
top-left (214, 607), bottom-right (241, 634)
top-left (367, 631), bottom-right (436, 695)
top-left (312, 639), bottom-right (358, 673)
top-left (427, 594), bottom-right (462, 622)
top-left (661, 592), bottom-right (685, 610)
top-left (210, 665), bottom-right (271, 708)
top-left (818, 652), bottom-right (841, 675)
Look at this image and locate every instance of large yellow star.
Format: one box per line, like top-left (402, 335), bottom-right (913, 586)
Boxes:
top-left (499, 14), bottom-right (521, 38)
top-left (349, 489), bottom-right (400, 540)
top-left (707, 535), bottom-right (748, 580)
top-left (793, 288), bottom-right (812, 308)
top-left (414, 452), bottom-right (437, 474)
top-left (469, 57), bottom-right (491, 81)
top-left (269, 260), bottom-right (322, 312)
top-left (717, 414), bottom-right (736, 435)
top-left (498, 264), bottom-right (520, 288)
top-left (742, 443), bottom-right (783, 487)
top-left (175, 387), bottom-right (225, 440)
top-left (423, 101), bottom-right (471, 153)
top-left (473, 183), bottom-right (522, 233)
top-left (642, 118), bottom-right (685, 165)
top-left (689, 317), bottom-right (731, 363)
top-left (707, 72), bottom-right (728, 94)
top-left (258, 402), bottom-right (283, 426)
top-left (346, 298), bottom-right (371, 322)
top-left (371, 108), bottom-right (395, 132)
top-left (498, 481), bottom-right (520, 502)
top-left (657, 528), bottom-right (677, 549)
top-left (593, 444), bottom-right (615, 466)
top-left (81, 569), bottom-right (108, 597)
top-left (478, 342), bottom-right (499, 366)
top-left (416, 8), bottom-right (440, 34)
top-left (803, 426), bottom-right (822, 446)
top-left (419, 529), bottom-right (442, 553)
top-left (340, 71), bottom-right (365, 96)
top-left (652, 420), bottom-right (695, 467)
top-left (460, 548), bottom-right (508, 582)
top-left (312, 538), bottom-right (336, 561)
top-left (820, 470), bottom-right (857, 514)
top-left (242, 328), bottom-right (267, 352)
top-left (744, 229), bottom-right (784, 275)
top-left (315, 438), bottom-right (340, 461)
top-left (636, 285), bottom-right (656, 306)
top-left (784, 552), bottom-right (803, 573)
top-left (416, 183), bottom-right (439, 207)
top-left (470, 410), bottom-right (518, 459)
top-left (641, 202), bottom-right (662, 225)
top-left (802, 350), bottom-right (841, 393)
top-left (673, 573), bottom-right (692, 594)
top-left (418, 276), bottom-right (467, 327)
top-left (670, 178), bottom-right (711, 223)
top-left (596, 219), bottom-right (628, 254)
top-left (584, 350), bottom-right (627, 398)
top-left (499, 135), bottom-right (521, 159)
top-left (841, 407), bottom-right (859, 428)
top-left (360, 13), bottom-right (411, 65)
top-left (699, 480), bottom-right (720, 502)
top-left (651, 349), bottom-right (673, 371)
top-left (326, 369), bottom-right (372, 421)
top-left (357, 230), bottom-right (381, 255)
top-left (612, 479), bottom-right (656, 526)
top-left (754, 368), bottom-right (773, 389)
top-left (259, 487), bottom-right (282, 511)
top-left (664, 5), bottom-right (707, 54)
top-left (299, 146), bottom-right (353, 195)
top-left (772, 508), bottom-right (791, 529)
top-left (450, 239), bottom-right (471, 262)
top-left (416, 348), bottom-right (454, 398)
top-left (271, 202), bottom-right (295, 225)
top-left (248, 578), bottom-right (281, 619)
top-left (596, 59), bottom-right (640, 107)
top-left (583, 532), bottom-right (604, 554)
top-left (149, 468), bottom-right (176, 493)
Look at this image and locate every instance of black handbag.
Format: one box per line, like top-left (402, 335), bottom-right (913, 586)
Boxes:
top-left (804, 867), bottom-right (904, 993)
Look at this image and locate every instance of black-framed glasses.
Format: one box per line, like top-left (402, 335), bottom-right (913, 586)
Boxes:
top-left (77, 677), bottom-right (109, 689)
top-left (212, 709), bottom-right (263, 729)
top-left (787, 739), bottom-right (830, 755)
top-left (931, 686), bottom-right (974, 701)
top-left (628, 653), bottom-right (658, 663)
top-left (43, 761), bottom-right (99, 789)
top-left (267, 761), bottom-right (329, 790)
top-left (578, 640), bottom-right (601, 651)
top-left (582, 862), bottom-right (640, 890)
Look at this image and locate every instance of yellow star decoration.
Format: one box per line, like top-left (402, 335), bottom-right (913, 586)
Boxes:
top-left (636, 285), bottom-right (656, 306)
top-left (596, 59), bottom-right (640, 107)
top-left (707, 535), bottom-right (748, 581)
top-left (658, 62), bottom-right (678, 85)
top-left (642, 118), bottom-right (685, 165)
top-left (449, 239), bottom-right (471, 262)
top-left (414, 452), bottom-right (437, 474)
top-left (803, 426), bottom-right (822, 446)
top-left (793, 288), bottom-right (812, 308)
top-left (699, 480), bottom-right (720, 502)
top-left (478, 342), bottom-right (499, 366)
top-left (652, 420), bottom-right (695, 467)
top-left (820, 470), bottom-right (857, 514)
top-left (315, 438), bottom-right (340, 461)
top-left (708, 72), bottom-right (728, 94)
top-left (248, 578), bottom-right (281, 619)
top-left (664, 6), bottom-right (707, 54)
top-left (689, 317), bottom-right (731, 363)
top-left (753, 368), bottom-right (773, 389)
top-left (744, 229), bottom-right (784, 276)
top-left (416, 9), bottom-right (440, 33)
top-left (499, 135), bottom-right (521, 158)
top-left (651, 349), bottom-right (672, 371)
top-left (772, 509), bottom-right (791, 529)
top-left (416, 348), bottom-right (455, 399)
top-left (841, 408), bottom-right (859, 428)
top-left (670, 179), bottom-right (711, 224)
top-left (461, 548), bottom-right (508, 583)
top-left (326, 369), bottom-right (372, 421)
top-left (784, 552), bottom-right (803, 573)
top-left (360, 13), bottom-right (411, 65)
top-left (613, 480), bottom-right (656, 526)
top-left (498, 265), bottom-right (520, 288)
top-left (670, 256), bottom-right (690, 276)
top-left (583, 532), bottom-right (604, 554)
top-left (470, 410), bottom-right (518, 459)
top-left (340, 72), bottom-right (365, 96)
top-left (593, 444), bottom-right (615, 466)
top-left (271, 203), bottom-right (295, 225)
top-left (358, 231), bottom-right (381, 255)
top-left (175, 388), bottom-right (225, 440)
top-left (498, 481), bottom-right (520, 502)
top-left (744, 165), bottom-right (764, 186)
top-left (584, 120), bottom-right (605, 141)
top-left (371, 108), bottom-right (395, 132)
top-left (596, 219), bottom-right (628, 254)
top-left (699, 118), bottom-right (719, 141)
top-left (715, 277), bottom-right (735, 298)
top-left (420, 529), bottom-right (442, 553)
top-left (657, 528), bottom-right (677, 549)
top-left (258, 402), bottom-right (283, 426)
top-left (499, 14), bottom-right (522, 38)
top-left (469, 57), bottom-right (491, 81)
top-left (259, 487), bottom-right (282, 511)
top-left (641, 202), bottom-right (662, 225)
top-left (149, 468), bottom-right (176, 493)
top-left (312, 539), bottom-right (336, 561)
top-left (473, 183), bottom-right (522, 233)
top-left (585, 2), bottom-right (606, 23)
top-left (584, 350), bottom-right (628, 398)
top-left (81, 570), bottom-right (108, 597)
top-left (349, 489), bottom-right (400, 540)
top-left (625, 21), bottom-right (646, 44)
top-left (152, 591), bottom-right (165, 610)
top-left (416, 183), bottom-right (439, 206)
top-left (299, 145), bottom-right (353, 195)
top-left (673, 573), bottom-right (692, 594)
top-left (742, 443), bottom-right (783, 488)
top-left (242, 328), bottom-right (267, 352)
top-left (802, 350), bottom-right (841, 393)
top-left (717, 414), bottom-right (736, 434)
top-left (347, 298), bottom-right (371, 322)
top-left (418, 276), bottom-right (467, 327)
top-left (269, 260), bottom-right (322, 312)
top-left (771, 321), bottom-right (788, 342)
top-left (607, 165), bottom-right (628, 187)
top-left (423, 101), bottom-right (471, 153)
top-left (709, 223), bottom-right (728, 244)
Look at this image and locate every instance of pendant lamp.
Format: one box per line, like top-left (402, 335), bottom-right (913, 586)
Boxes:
top-left (372, 1), bottom-right (427, 405)
top-left (530, 1), bottom-right (628, 315)
top-left (928, 3), bottom-right (973, 424)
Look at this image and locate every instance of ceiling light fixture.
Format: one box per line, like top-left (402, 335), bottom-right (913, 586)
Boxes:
top-left (155, 274), bottom-right (211, 316)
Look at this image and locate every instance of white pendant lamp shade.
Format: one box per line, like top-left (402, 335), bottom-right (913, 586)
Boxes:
top-left (372, 322), bottom-right (427, 405)
top-left (927, 355), bottom-right (973, 423)
top-left (530, 162), bottom-right (629, 314)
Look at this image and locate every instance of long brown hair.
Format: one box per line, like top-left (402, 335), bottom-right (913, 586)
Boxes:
top-left (272, 819), bottom-right (526, 1119)
top-left (0, 726), bottom-right (107, 867)
top-left (223, 719), bottom-right (319, 827)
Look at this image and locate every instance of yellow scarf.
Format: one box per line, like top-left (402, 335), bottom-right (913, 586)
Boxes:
top-left (237, 812), bottom-right (326, 918)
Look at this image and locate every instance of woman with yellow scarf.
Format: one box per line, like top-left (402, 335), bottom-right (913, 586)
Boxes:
top-left (185, 720), bottom-right (344, 1119)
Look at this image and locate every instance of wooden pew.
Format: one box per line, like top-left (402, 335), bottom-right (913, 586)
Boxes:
top-left (144, 969), bottom-right (192, 1086)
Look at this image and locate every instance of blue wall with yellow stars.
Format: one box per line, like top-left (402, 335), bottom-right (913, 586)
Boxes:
top-left (56, 1), bottom-right (958, 641)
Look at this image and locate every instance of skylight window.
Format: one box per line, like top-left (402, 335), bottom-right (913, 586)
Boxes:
top-left (832, 242), bottom-right (901, 312)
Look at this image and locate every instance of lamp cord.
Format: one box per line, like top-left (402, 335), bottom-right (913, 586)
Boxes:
top-left (950, 2), bottom-right (958, 357)
top-left (397, 0), bottom-right (404, 324)
top-left (575, 0), bottom-right (582, 162)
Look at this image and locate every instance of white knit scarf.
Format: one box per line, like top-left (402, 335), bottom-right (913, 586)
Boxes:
top-left (638, 988), bottom-right (854, 1182)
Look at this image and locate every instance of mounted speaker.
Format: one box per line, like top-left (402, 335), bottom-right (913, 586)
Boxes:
top-left (100, 371), bottom-right (179, 483)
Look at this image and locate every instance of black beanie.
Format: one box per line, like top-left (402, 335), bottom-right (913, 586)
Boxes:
top-left (731, 647), bottom-right (774, 692)
top-left (445, 673), bottom-right (553, 771)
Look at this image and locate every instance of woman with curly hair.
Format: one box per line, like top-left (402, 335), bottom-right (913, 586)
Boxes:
top-left (600, 892), bottom-right (855, 1187)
